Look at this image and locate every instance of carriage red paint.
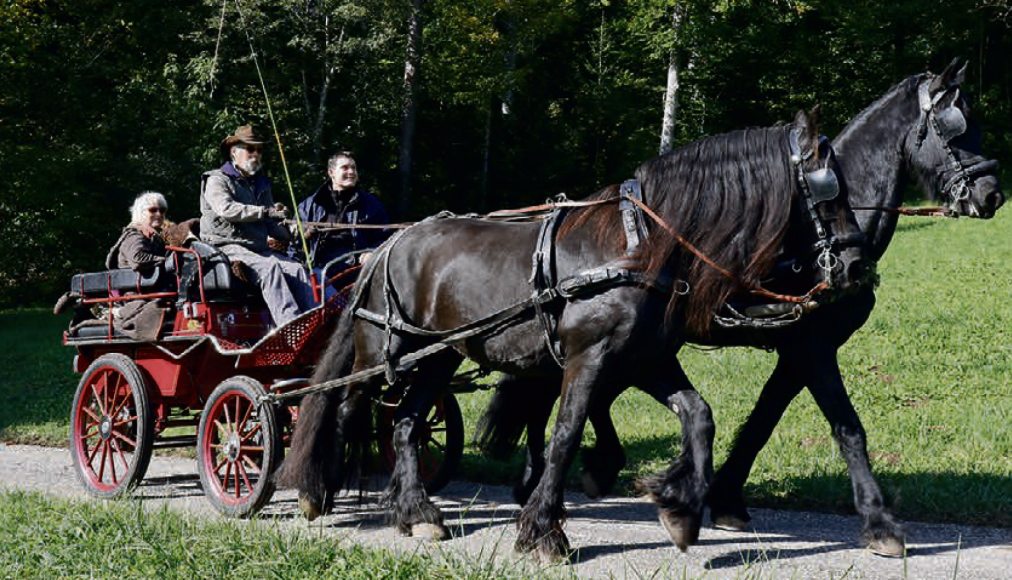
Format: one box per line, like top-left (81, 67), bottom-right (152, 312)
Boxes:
top-left (61, 245), bottom-right (464, 517)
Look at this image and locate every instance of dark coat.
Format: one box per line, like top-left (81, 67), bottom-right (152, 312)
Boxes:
top-left (105, 227), bottom-right (167, 272)
top-left (291, 183), bottom-right (390, 269)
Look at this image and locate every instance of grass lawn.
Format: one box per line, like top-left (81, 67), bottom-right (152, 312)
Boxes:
top-left (1, 209), bottom-right (1009, 527)
top-left (0, 490), bottom-right (539, 579)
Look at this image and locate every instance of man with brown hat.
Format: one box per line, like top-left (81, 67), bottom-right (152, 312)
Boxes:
top-left (199, 124), bottom-right (314, 327)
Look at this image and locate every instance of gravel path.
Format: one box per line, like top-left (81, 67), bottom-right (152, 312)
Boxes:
top-left (2, 443), bottom-right (1010, 578)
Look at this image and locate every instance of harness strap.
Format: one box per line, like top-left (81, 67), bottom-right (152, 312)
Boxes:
top-left (529, 208), bottom-right (567, 366)
top-left (619, 180), bottom-right (650, 255)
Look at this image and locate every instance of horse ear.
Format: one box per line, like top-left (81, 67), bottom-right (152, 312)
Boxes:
top-left (808, 104), bottom-right (822, 132)
top-left (793, 108), bottom-right (818, 142)
top-left (931, 57), bottom-right (966, 93)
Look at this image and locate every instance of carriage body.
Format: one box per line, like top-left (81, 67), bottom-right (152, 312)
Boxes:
top-left (61, 245), bottom-right (462, 517)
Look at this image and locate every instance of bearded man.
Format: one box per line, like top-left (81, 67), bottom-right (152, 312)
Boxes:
top-left (199, 125), bottom-right (315, 326)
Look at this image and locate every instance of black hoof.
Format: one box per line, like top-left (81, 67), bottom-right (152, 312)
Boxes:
top-left (298, 491), bottom-right (323, 521)
top-left (708, 490), bottom-right (752, 531)
top-left (863, 518), bottom-right (905, 558)
top-left (659, 510), bottom-right (701, 552)
top-left (515, 526), bottom-right (572, 564)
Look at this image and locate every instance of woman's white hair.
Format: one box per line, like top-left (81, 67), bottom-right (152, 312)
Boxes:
top-left (129, 191), bottom-right (168, 226)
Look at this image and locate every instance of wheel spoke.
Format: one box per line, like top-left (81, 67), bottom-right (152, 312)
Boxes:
top-left (97, 441), bottom-right (109, 482)
top-left (222, 461), bottom-right (233, 491)
top-left (242, 455), bottom-right (261, 474)
top-left (111, 429), bottom-right (137, 449)
top-left (90, 381), bottom-right (107, 416)
top-left (106, 374), bottom-right (125, 418)
top-left (234, 396), bottom-right (242, 434)
top-left (113, 415), bottom-right (139, 428)
top-left (108, 388), bottom-right (133, 421)
top-left (213, 456), bottom-right (228, 476)
top-left (108, 440), bottom-right (120, 484)
top-left (425, 438), bottom-right (445, 452)
top-left (236, 461), bottom-right (253, 495)
top-left (239, 423), bottom-right (262, 443)
top-left (428, 427), bottom-right (447, 433)
top-left (81, 405), bottom-right (102, 424)
top-left (113, 439), bottom-right (131, 472)
top-left (213, 419), bottom-right (227, 439)
top-left (233, 463), bottom-right (241, 498)
top-left (239, 445), bottom-right (264, 452)
top-left (237, 398), bottom-right (252, 431)
top-left (86, 438), bottom-right (103, 464)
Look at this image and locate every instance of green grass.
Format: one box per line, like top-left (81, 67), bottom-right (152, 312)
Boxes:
top-left (1, 210), bottom-right (1010, 527)
top-left (0, 490), bottom-right (543, 579)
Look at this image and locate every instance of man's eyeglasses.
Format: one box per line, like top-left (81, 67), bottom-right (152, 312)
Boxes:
top-left (240, 145), bottom-right (263, 154)
top-left (148, 207), bottom-right (165, 214)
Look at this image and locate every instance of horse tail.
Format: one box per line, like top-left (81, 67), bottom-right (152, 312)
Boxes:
top-left (275, 301), bottom-right (358, 510)
top-left (473, 374), bottom-right (559, 460)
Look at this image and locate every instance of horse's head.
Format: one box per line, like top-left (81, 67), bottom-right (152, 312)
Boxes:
top-left (788, 108), bottom-right (874, 295)
top-left (907, 58), bottom-right (1004, 218)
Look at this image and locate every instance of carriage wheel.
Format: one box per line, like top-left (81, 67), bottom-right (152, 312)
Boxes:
top-left (378, 392), bottom-right (464, 495)
top-left (197, 376), bottom-right (280, 518)
top-left (69, 353), bottom-right (154, 498)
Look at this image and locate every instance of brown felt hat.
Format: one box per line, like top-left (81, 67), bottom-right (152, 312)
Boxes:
top-left (220, 125), bottom-right (267, 158)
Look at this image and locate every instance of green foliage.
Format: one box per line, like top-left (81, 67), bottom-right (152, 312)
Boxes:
top-left (1, 0), bottom-right (1011, 308)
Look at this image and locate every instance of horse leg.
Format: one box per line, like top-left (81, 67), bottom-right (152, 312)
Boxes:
top-left (708, 355), bottom-right (803, 530)
top-left (581, 385), bottom-right (627, 499)
top-left (275, 309), bottom-right (358, 520)
top-left (636, 363), bottom-right (715, 552)
top-left (804, 347), bottom-right (905, 557)
top-left (515, 357), bottom-right (602, 562)
top-left (383, 355), bottom-right (460, 540)
top-left (513, 379), bottom-right (557, 506)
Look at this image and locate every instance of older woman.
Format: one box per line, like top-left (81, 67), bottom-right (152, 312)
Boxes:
top-left (105, 191), bottom-right (169, 272)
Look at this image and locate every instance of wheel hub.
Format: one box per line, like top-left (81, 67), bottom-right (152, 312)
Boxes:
top-left (224, 432), bottom-right (241, 462)
top-left (99, 417), bottom-right (112, 440)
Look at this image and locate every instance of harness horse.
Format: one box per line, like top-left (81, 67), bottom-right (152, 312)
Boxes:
top-left (476, 59), bottom-right (1005, 558)
top-left (277, 109), bottom-right (874, 561)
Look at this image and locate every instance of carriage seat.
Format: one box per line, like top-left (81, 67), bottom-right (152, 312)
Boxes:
top-left (168, 242), bottom-right (262, 305)
top-left (69, 266), bottom-right (166, 298)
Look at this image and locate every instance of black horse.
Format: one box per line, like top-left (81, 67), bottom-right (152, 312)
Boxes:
top-left (276, 109), bottom-right (873, 562)
top-left (476, 59), bottom-right (1005, 557)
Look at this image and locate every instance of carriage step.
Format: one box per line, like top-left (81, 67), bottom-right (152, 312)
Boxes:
top-left (153, 435), bottom-right (197, 449)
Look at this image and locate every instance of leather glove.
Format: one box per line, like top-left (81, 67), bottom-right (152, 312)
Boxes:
top-left (303, 225), bottom-right (318, 239)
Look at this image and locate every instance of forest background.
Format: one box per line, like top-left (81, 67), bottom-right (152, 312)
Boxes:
top-left (2, 0), bottom-right (1010, 307)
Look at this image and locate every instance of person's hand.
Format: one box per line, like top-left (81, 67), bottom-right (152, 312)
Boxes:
top-left (266, 203), bottom-right (288, 220)
top-left (267, 237), bottom-right (289, 252)
top-left (138, 224), bottom-right (157, 239)
top-left (358, 251), bottom-right (373, 264)
top-left (302, 225), bottom-right (318, 239)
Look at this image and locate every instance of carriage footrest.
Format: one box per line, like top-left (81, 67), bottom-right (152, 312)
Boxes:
top-left (152, 435), bottom-right (197, 449)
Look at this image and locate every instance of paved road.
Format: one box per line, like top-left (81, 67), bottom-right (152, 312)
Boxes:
top-left (2, 443), bottom-right (1010, 578)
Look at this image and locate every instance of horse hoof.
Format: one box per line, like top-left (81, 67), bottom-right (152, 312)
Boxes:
top-left (298, 492), bottom-right (322, 522)
top-left (659, 511), bottom-right (700, 552)
top-left (533, 545), bottom-right (570, 565)
top-left (581, 470), bottom-right (603, 499)
top-left (712, 513), bottom-right (750, 532)
top-left (868, 535), bottom-right (905, 558)
top-left (411, 523), bottom-right (449, 541)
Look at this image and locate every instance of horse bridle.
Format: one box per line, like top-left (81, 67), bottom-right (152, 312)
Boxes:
top-left (916, 80), bottom-right (999, 213)
top-left (788, 128), bottom-right (864, 287)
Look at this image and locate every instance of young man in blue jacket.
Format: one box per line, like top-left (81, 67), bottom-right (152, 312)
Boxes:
top-left (292, 151), bottom-right (390, 292)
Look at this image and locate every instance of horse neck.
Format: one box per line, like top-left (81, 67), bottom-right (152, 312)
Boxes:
top-left (833, 78), bottom-right (923, 260)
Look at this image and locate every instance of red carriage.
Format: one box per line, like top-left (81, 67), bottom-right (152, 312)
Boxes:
top-left (61, 244), bottom-right (464, 517)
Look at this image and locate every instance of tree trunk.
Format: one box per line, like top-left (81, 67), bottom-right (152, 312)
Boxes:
top-left (397, 0), bottom-right (424, 218)
top-left (479, 99), bottom-right (493, 211)
top-left (659, 4), bottom-right (686, 155)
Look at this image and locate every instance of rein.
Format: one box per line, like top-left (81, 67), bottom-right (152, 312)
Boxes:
top-left (851, 205), bottom-right (955, 217)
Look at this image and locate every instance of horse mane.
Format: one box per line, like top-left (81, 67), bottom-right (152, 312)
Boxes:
top-left (562, 125), bottom-right (802, 336)
top-left (836, 74), bottom-right (926, 145)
